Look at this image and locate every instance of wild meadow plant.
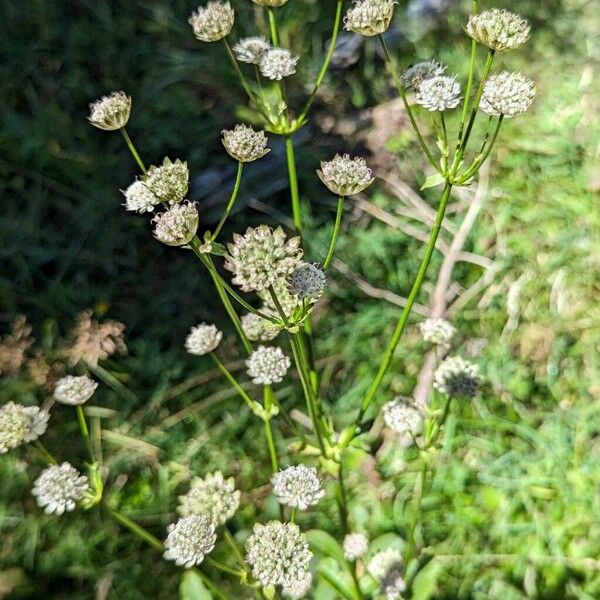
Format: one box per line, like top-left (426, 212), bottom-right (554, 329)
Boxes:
top-left (3, 0), bottom-right (539, 597)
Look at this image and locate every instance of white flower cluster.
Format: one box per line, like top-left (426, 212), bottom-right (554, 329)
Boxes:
top-left (317, 154), bottom-right (374, 196)
top-left (164, 515), bottom-right (217, 567)
top-left (0, 402), bottom-right (48, 454)
top-left (88, 91), bottom-right (131, 130)
top-left (282, 570), bottom-right (312, 599)
top-left (233, 37), bottom-right (271, 64)
top-left (225, 225), bottom-right (303, 292)
top-left (222, 124), bottom-right (270, 162)
top-left (433, 356), bottom-right (481, 397)
top-left (189, 1), bottom-right (234, 43)
top-left (185, 323), bottom-right (223, 356)
top-left (53, 375), bottom-right (98, 406)
top-left (466, 9), bottom-right (530, 52)
top-left (123, 181), bottom-right (161, 213)
top-left (178, 471), bottom-right (240, 525)
top-left (344, 0), bottom-right (397, 36)
top-left (246, 346), bottom-right (291, 385)
top-left (245, 521), bottom-right (312, 588)
top-left (416, 76), bottom-right (461, 112)
top-left (418, 317), bottom-right (456, 346)
top-left (343, 533), bottom-right (369, 561)
top-left (288, 263), bottom-right (326, 300)
top-left (153, 201), bottom-right (199, 246)
top-left (144, 158), bottom-right (189, 205)
top-left (402, 60), bottom-right (446, 91)
top-left (368, 548), bottom-right (405, 600)
top-left (241, 312), bottom-right (280, 342)
top-left (382, 397), bottom-right (423, 437)
top-left (259, 48), bottom-right (299, 81)
top-left (32, 462), bottom-right (89, 515)
top-left (480, 71), bottom-right (536, 118)
top-left (272, 465), bottom-right (325, 510)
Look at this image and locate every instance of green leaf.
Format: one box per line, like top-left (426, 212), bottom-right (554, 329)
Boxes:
top-left (411, 561), bottom-right (442, 600)
top-left (179, 571), bottom-right (213, 600)
top-left (420, 173), bottom-right (446, 190)
top-left (306, 529), bottom-right (346, 564)
top-left (317, 558), bottom-right (361, 600)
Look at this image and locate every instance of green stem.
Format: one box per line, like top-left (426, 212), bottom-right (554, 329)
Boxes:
top-left (353, 183), bottom-right (454, 430)
top-left (290, 507), bottom-right (297, 523)
top-left (206, 557), bottom-right (245, 577)
top-left (223, 38), bottom-right (256, 102)
top-left (267, 8), bottom-right (280, 45)
top-left (323, 195), bottom-right (344, 269)
top-left (264, 416), bottom-right (279, 473)
top-left (284, 135), bottom-right (302, 232)
top-left (120, 128), bottom-right (146, 173)
top-left (224, 529), bottom-right (246, 569)
top-left (457, 38), bottom-right (478, 145)
top-left (33, 440), bottom-right (57, 465)
top-left (210, 353), bottom-right (261, 415)
top-left (458, 115), bottom-right (503, 182)
top-left (378, 36), bottom-right (440, 173)
top-left (405, 462), bottom-right (428, 563)
top-left (76, 405), bottom-right (95, 464)
top-left (297, 0), bottom-right (344, 124)
top-left (212, 161), bottom-right (244, 241)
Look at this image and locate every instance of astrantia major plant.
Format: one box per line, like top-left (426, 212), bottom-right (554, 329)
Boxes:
top-left (7, 1), bottom-right (539, 598)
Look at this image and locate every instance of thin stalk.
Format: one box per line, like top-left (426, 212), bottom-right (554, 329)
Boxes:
top-left (224, 529), bottom-right (246, 569)
top-left (405, 462), bottom-right (427, 563)
top-left (76, 405), bottom-right (95, 464)
top-left (378, 36), bottom-right (441, 172)
top-left (323, 195), bottom-right (344, 269)
top-left (120, 128), bottom-right (146, 173)
top-left (458, 115), bottom-right (503, 182)
top-left (297, 0), bottom-right (344, 123)
top-left (212, 161), bottom-right (244, 241)
top-left (205, 557), bottom-right (245, 577)
top-left (264, 417), bottom-right (279, 473)
top-left (353, 183), bottom-right (454, 430)
top-left (222, 38), bottom-right (256, 102)
top-left (290, 507), bottom-right (297, 523)
top-left (33, 440), bottom-right (57, 465)
top-left (210, 353), bottom-right (260, 415)
top-left (456, 38), bottom-right (478, 145)
top-left (267, 8), bottom-right (280, 45)
top-left (284, 136), bottom-right (302, 231)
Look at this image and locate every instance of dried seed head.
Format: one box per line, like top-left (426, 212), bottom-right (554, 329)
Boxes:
top-left (32, 462), bottom-right (89, 515)
top-left (123, 180), bottom-right (160, 213)
top-left (418, 318), bottom-right (456, 346)
top-left (144, 158), bottom-right (189, 204)
top-left (433, 356), bottom-right (481, 397)
top-left (368, 548), bottom-right (404, 598)
top-left (282, 571), bottom-right (313, 599)
top-left (259, 48), bottom-right (299, 80)
top-left (246, 346), bottom-right (291, 385)
top-left (88, 91), bottom-right (131, 130)
top-left (233, 36), bottom-right (271, 64)
top-left (343, 533), bottom-right (369, 561)
top-left (288, 263), bottom-right (327, 300)
top-left (189, 1), bottom-right (234, 42)
top-left (382, 397), bottom-right (423, 436)
top-left (245, 521), bottom-right (312, 588)
top-left (317, 154), bottom-right (374, 196)
top-left (164, 515), bottom-right (217, 568)
top-left (344, 0), bottom-right (397, 36)
top-left (480, 71), bottom-right (536, 118)
top-left (153, 201), bottom-right (199, 247)
top-left (401, 60), bottom-right (446, 91)
top-left (415, 75), bottom-right (461, 111)
top-left (272, 465), bottom-right (325, 510)
top-left (185, 323), bottom-right (223, 356)
top-left (252, 0), bottom-right (289, 6)
top-left (0, 402), bottom-right (48, 453)
top-left (222, 124), bottom-right (270, 162)
top-left (466, 9), bottom-right (530, 52)
top-left (225, 225), bottom-right (303, 292)
top-left (241, 312), bottom-right (280, 342)
top-left (178, 471), bottom-right (240, 525)
top-left (53, 375), bottom-right (98, 406)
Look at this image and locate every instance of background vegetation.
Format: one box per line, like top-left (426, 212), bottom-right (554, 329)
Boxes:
top-left (1, 0), bottom-right (598, 598)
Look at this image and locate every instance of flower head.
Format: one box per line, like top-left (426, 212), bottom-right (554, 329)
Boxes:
top-left (343, 533), bottom-right (369, 561)
top-left (32, 462), bottom-right (89, 515)
top-left (368, 548), bottom-right (404, 599)
top-left (466, 9), bottom-right (530, 52)
top-left (480, 71), bottom-right (536, 118)
top-left (246, 346), bottom-right (291, 385)
top-left (288, 264), bottom-right (327, 300)
top-left (0, 315), bottom-right (33, 376)
top-left (189, 1), bottom-right (234, 42)
top-left (245, 521), bottom-right (312, 588)
top-left (153, 201), bottom-right (199, 247)
top-left (401, 60), bottom-right (446, 91)
top-left (272, 465), bottom-right (325, 510)
top-left (252, 0), bottom-right (289, 6)
top-left (123, 180), bottom-right (160, 213)
top-left (233, 36), bottom-right (271, 64)
top-left (88, 91), bottom-right (131, 130)
top-left (317, 154), bottom-right (374, 196)
top-left (259, 48), bottom-right (299, 80)
top-left (0, 402), bottom-right (48, 453)
top-left (382, 397), bottom-right (423, 436)
top-left (241, 313), bottom-right (280, 342)
top-left (418, 318), bottom-right (456, 346)
top-left (178, 471), bottom-right (240, 525)
top-left (433, 356), bottom-right (481, 397)
top-left (53, 375), bottom-right (98, 406)
top-left (164, 515), bottom-right (217, 568)
top-left (144, 158), bottom-right (189, 204)
top-left (344, 0), bottom-right (397, 36)
top-left (416, 75), bottom-right (461, 111)
top-left (225, 225), bottom-right (303, 292)
top-left (282, 571), bottom-right (313, 599)
top-left (222, 124), bottom-right (270, 162)
top-left (185, 323), bottom-right (223, 356)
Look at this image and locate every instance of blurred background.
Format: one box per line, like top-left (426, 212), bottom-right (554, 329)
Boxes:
top-left (1, 0), bottom-right (599, 598)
